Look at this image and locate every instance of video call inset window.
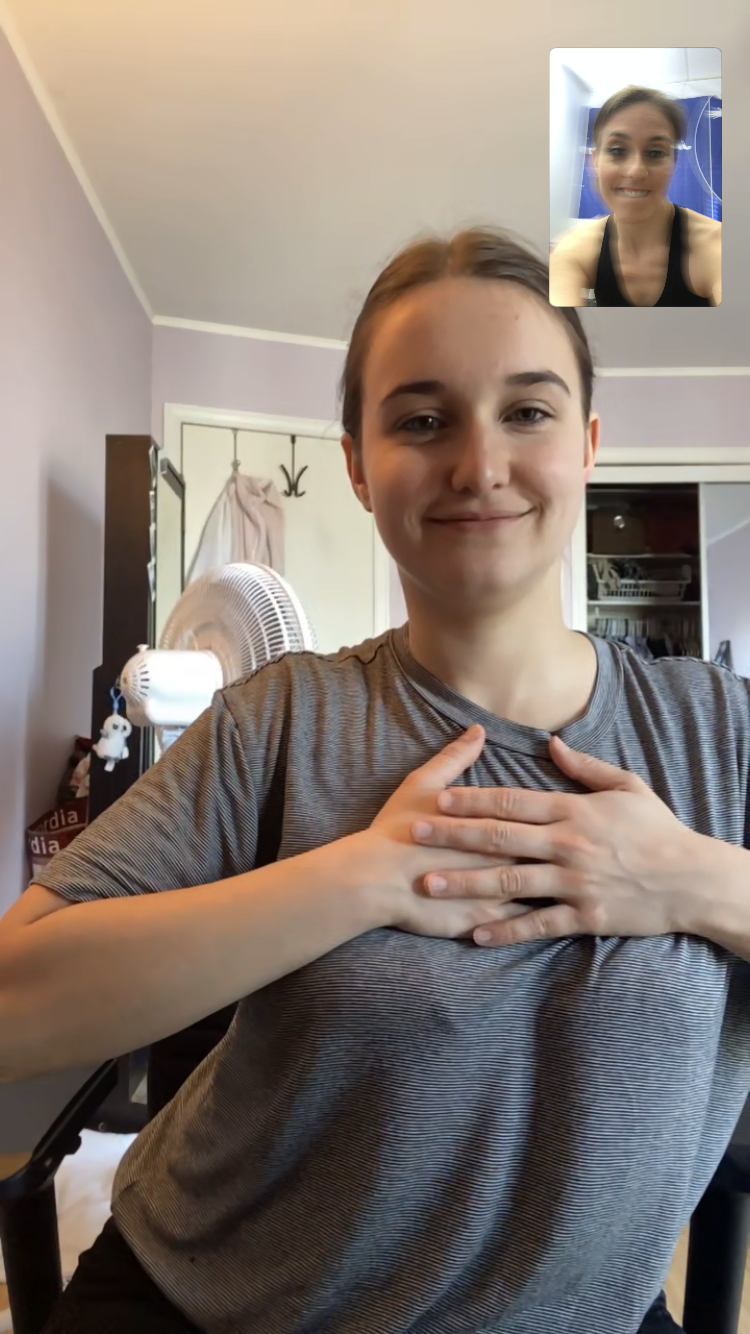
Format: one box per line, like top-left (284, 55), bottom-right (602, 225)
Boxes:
top-left (549, 48), bottom-right (721, 308)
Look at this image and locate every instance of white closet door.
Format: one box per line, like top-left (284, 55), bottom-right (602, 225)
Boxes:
top-left (700, 484), bottom-right (750, 676)
top-left (181, 426), bottom-right (381, 655)
top-left (281, 435), bottom-right (376, 654)
top-left (564, 505), bottom-right (588, 631)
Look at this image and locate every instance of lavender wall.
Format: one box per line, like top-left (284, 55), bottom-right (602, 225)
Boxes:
top-left (151, 325), bottom-right (344, 442)
top-left (0, 31), bottom-right (152, 908)
top-left (593, 377), bottom-right (750, 450)
top-left (705, 522), bottom-right (750, 677)
top-left (703, 485), bottom-right (750, 678)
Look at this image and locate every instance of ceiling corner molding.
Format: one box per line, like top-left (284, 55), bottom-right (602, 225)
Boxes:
top-left (0, 0), bottom-right (153, 319)
top-left (152, 315), bottom-right (347, 351)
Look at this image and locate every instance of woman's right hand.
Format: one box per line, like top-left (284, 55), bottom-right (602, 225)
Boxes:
top-left (356, 725), bottom-right (532, 941)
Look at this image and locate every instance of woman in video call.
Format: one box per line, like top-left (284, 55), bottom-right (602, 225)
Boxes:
top-left (550, 85), bottom-right (721, 307)
top-left (3, 227), bottom-right (748, 1334)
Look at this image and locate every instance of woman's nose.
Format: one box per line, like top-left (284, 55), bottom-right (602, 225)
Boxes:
top-left (450, 428), bottom-right (512, 493)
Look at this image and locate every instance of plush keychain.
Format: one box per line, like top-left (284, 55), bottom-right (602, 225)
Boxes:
top-left (94, 686), bottom-right (133, 773)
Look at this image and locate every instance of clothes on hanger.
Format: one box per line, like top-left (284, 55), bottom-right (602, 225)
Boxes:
top-left (187, 471), bottom-right (286, 585)
top-left (713, 640), bottom-right (734, 670)
top-left (591, 614), bottom-right (702, 660)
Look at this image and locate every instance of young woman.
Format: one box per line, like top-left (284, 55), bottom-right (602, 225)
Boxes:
top-left (2, 227), bottom-right (749, 1334)
top-left (550, 85), bottom-right (721, 306)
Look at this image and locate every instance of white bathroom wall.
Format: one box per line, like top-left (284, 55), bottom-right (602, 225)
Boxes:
top-left (180, 425), bottom-right (381, 655)
top-left (549, 56), bottom-right (592, 240)
top-left (556, 46), bottom-right (721, 108)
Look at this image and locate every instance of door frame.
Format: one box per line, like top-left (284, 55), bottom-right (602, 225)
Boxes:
top-left (570, 447), bottom-right (750, 647)
top-left (162, 402), bottom-right (392, 637)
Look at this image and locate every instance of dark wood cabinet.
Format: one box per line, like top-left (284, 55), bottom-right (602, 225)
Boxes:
top-left (88, 436), bottom-right (156, 824)
top-left (86, 435), bottom-right (184, 1132)
top-left (89, 436), bottom-right (184, 823)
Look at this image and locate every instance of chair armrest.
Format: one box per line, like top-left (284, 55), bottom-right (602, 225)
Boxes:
top-left (682, 1105), bottom-right (750, 1334)
top-left (730, 1094), bottom-right (750, 1152)
top-left (0, 1061), bottom-right (117, 1202)
top-left (712, 1142), bottom-right (750, 1195)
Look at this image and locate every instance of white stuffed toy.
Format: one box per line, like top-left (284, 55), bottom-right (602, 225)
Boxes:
top-left (94, 713), bottom-right (133, 772)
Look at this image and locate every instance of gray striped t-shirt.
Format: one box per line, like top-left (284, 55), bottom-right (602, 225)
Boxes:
top-left (36, 627), bottom-right (750, 1334)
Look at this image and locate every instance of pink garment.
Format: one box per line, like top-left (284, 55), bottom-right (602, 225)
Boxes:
top-left (187, 471), bottom-right (285, 584)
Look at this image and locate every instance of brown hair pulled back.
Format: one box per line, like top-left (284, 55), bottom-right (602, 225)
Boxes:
top-left (340, 226), bottom-right (594, 447)
top-left (592, 85), bottom-right (686, 153)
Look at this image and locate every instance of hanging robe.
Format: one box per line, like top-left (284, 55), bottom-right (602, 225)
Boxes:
top-left (186, 472), bottom-right (286, 584)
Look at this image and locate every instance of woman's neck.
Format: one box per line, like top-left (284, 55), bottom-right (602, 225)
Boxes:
top-left (611, 197), bottom-right (674, 259)
top-left (402, 572), bottom-right (598, 732)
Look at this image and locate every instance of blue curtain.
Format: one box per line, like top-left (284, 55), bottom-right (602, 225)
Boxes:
top-left (577, 96), bottom-right (722, 221)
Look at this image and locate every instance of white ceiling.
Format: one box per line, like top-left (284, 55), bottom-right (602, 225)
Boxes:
top-left (553, 47), bottom-right (721, 108)
top-left (3, 0), bottom-right (750, 364)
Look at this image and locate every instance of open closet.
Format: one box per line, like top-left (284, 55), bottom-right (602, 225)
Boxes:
top-left (568, 457), bottom-right (750, 678)
top-left (586, 483), bottom-right (702, 660)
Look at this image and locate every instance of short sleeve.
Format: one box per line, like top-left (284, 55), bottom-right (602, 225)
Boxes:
top-left (33, 693), bottom-right (260, 903)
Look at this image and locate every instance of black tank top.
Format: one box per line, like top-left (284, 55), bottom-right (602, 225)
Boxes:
top-left (594, 205), bottom-right (711, 307)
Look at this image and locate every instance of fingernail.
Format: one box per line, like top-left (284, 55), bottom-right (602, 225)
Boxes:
top-left (437, 792), bottom-right (453, 810)
top-left (413, 821), bottom-right (433, 839)
top-left (475, 929), bottom-right (492, 944)
top-left (427, 876), bottom-right (448, 894)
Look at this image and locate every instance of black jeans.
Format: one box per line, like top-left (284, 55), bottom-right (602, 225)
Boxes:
top-left (41, 1216), bottom-right (201, 1333)
top-left (41, 1215), bottom-right (684, 1333)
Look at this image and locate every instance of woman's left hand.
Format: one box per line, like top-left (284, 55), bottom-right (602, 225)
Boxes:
top-left (412, 735), bottom-right (713, 946)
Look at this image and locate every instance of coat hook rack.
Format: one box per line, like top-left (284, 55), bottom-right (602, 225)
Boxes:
top-left (279, 435), bottom-right (307, 498)
top-left (230, 428), bottom-right (240, 472)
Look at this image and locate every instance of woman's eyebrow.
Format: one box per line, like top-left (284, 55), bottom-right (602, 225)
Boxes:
top-left (379, 370), bottom-right (570, 409)
top-left (505, 370), bottom-right (570, 396)
top-left (379, 379), bottom-right (445, 407)
top-left (605, 131), bottom-right (672, 145)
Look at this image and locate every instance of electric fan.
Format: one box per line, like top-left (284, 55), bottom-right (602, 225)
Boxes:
top-left (119, 563), bottom-right (316, 749)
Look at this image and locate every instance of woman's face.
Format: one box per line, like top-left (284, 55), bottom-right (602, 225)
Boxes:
top-left (593, 102), bottom-right (677, 215)
top-left (343, 276), bottom-right (598, 617)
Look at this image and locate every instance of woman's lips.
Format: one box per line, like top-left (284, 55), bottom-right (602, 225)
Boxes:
top-left (616, 188), bottom-right (650, 197)
top-left (429, 511), bottom-right (532, 529)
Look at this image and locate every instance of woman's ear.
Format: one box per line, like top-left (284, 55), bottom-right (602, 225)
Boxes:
top-left (341, 434), bottom-right (372, 512)
top-left (583, 413), bottom-right (600, 482)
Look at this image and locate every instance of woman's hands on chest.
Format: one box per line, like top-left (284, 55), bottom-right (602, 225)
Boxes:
top-left (406, 730), bottom-right (722, 948)
top-left (352, 726), bottom-right (534, 942)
